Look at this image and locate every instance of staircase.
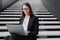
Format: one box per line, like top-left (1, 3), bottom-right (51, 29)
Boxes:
top-left (0, 0), bottom-right (60, 40)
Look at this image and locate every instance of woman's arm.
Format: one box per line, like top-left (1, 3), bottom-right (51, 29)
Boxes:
top-left (28, 17), bottom-right (39, 36)
top-left (19, 16), bottom-right (23, 24)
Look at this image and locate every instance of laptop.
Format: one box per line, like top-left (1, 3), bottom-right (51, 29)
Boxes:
top-left (6, 24), bottom-right (28, 36)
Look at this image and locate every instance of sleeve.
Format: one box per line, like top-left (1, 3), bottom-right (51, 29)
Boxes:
top-left (28, 17), bottom-right (39, 36)
top-left (19, 16), bottom-right (22, 24)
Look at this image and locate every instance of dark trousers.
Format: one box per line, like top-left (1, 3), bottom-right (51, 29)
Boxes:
top-left (4, 34), bottom-right (37, 40)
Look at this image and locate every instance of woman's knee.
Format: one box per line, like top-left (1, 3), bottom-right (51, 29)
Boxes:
top-left (4, 35), bottom-right (16, 40)
top-left (4, 35), bottom-right (10, 40)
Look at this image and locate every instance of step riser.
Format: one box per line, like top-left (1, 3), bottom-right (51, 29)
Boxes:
top-left (4, 10), bottom-right (48, 12)
top-left (1, 12), bottom-right (50, 14)
top-left (0, 18), bottom-right (57, 20)
top-left (0, 21), bottom-right (60, 24)
top-left (0, 25), bottom-right (60, 29)
top-left (37, 38), bottom-right (60, 40)
top-left (0, 31), bottom-right (60, 37)
top-left (38, 31), bottom-right (60, 36)
top-left (0, 15), bottom-right (53, 17)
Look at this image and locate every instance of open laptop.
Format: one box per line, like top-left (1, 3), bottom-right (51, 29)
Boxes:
top-left (6, 24), bottom-right (28, 36)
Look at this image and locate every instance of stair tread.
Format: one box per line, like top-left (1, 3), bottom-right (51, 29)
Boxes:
top-left (0, 26), bottom-right (7, 29)
top-left (39, 25), bottom-right (60, 29)
top-left (0, 15), bottom-right (53, 17)
top-left (0, 21), bottom-right (19, 24)
top-left (38, 18), bottom-right (57, 20)
top-left (0, 21), bottom-right (60, 24)
top-left (0, 18), bottom-right (57, 20)
top-left (0, 32), bottom-right (10, 37)
top-left (0, 31), bottom-right (60, 37)
top-left (39, 21), bottom-right (60, 24)
top-left (0, 38), bottom-right (60, 40)
top-left (1, 25), bottom-right (60, 30)
top-left (4, 10), bottom-right (48, 11)
top-left (1, 25), bottom-right (60, 29)
top-left (38, 31), bottom-right (60, 36)
top-left (1, 12), bottom-right (50, 14)
top-left (37, 38), bottom-right (60, 40)
top-left (4, 10), bottom-right (48, 12)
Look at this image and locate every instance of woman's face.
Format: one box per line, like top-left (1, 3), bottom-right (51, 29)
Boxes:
top-left (23, 5), bottom-right (30, 15)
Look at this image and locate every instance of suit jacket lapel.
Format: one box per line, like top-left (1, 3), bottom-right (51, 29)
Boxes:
top-left (21, 16), bottom-right (24, 24)
top-left (27, 16), bottom-right (33, 31)
top-left (21, 16), bottom-right (33, 31)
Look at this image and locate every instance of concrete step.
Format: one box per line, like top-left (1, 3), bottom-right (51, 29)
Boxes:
top-left (37, 38), bottom-right (60, 40)
top-left (7, 7), bottom-right (46, 10)
top-left (0, 15), bottom-right (22, 16)
top-left (8, 5), bottom-right (46, 9)
top-left (9, 5), bottom-right (46, 8)
top-left (0, 12), bottom-right (22, 14)
top-left (7, 6), bottom-right (46, 10)
top-left (0, 18), bottom-right (19, 20)
top-left (0, 25), bottom-right (60, 30)
top-left (0, 15), bottom-right (54, 17)
top-left (0, 26), bottom-right (7, 30)
top-left (0, 38), bottom-right (60, 40)
top-left (6, 8), bottom-right (22, 10)
top-left (0, 32), bottom-right (10, 37)
top-left (4, 10), bottom-right (21, 12)
top-left (0, 18), bottom-right (57, 20)
top-left (8, 5), bottom-right (22, 8)
top-left (34, 12), bottom-right (50, 15)
top-left (38, 31), bottom-right (60, 36)
top-left (0, 21), bottom-right (19, 24)
top-left (0, 21), bottom-right (60, 24)
top-left (1, 24), bottom-right (60, 29)
top-left (39, 21), bottom-right (60, 24)
top-left (0, 31), bottom-right (60, 37)
top-left (38, 18), bottom-right (57, 20)
top-left (39, 25), bottom-right (60, 29)
top-left (36, 15), bottom-right (53, 17)
top-left (4, 10), bottom-right (48, 12)
top-left (1, 12), bottom-right (51, 15)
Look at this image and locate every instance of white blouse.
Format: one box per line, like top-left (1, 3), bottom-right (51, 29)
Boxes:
top-left (23, 16), bottom-right (30, 34)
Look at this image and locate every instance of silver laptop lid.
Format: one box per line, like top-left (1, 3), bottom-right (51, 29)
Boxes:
top-left (6, 24), bottom-right (27, 35)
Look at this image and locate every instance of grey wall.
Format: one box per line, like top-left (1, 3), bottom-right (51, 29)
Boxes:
top-left (0, 0), bottom-right (2, 11)
top-left (41, 0), bottom-right (60, 21)
top-left (22, 0), bottom-right (46, 10)
top-left (0, 0), bottom-right (18, 11)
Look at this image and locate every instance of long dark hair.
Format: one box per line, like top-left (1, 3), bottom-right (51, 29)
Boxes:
top-left (22, 2), bottom-right (34, 17)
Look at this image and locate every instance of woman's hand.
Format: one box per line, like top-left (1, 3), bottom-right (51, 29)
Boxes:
top-left (27, 31), bottom-right (30, 33)
top-left (25, 31), bottom-right (30, 35)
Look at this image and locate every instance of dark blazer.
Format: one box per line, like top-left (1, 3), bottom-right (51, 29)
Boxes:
top-left (19, 15), bottom-right (39, 36)
top-left (4, 15), bottom-right (39, 40)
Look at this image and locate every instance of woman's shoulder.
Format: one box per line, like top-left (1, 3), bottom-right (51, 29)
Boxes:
top-left (32, 15), bottom-right (38, 20)
top-left (19, 16), bottom-right (24, 19)
top-left (33, 15), bottom-right (38, 19)
top-left (19, 16), bottom-right (23, 21)
top-left (20, 16), bottom-right (23, 18)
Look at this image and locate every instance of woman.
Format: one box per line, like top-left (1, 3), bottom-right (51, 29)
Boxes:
top-left (4, 2), bottom-right (39, 40)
